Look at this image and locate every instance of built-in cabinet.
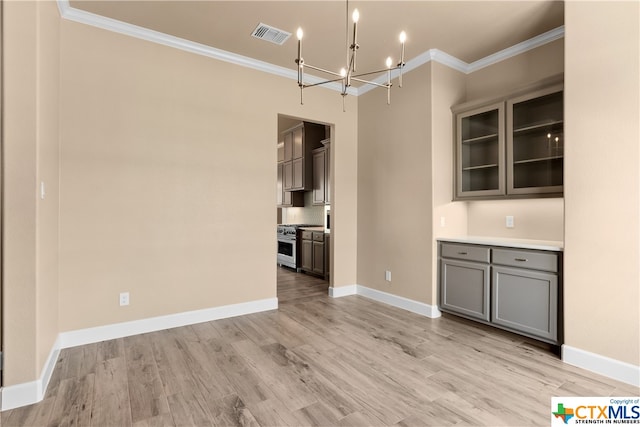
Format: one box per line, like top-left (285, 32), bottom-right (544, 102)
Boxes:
top-left (439, 240), bottom-right (561, 345)
top-left (453, 78), bottom-right (563, 200)
top-left (277, 162), bottom-right (303, 207)
top-left (312, 139), bottom-right (331, 206)
top-left (280, 122), bottom-right (325, 192)
top-left (300, 230), bottom-right (325, 277)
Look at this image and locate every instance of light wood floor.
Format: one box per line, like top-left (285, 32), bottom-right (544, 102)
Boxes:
top-left (2, 267), bottom-right (638, 426)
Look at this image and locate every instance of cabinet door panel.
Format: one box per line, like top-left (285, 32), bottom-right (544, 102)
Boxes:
top-left (283, 161), bottom-right (293, 191)
top-left (455, 102), bottom-right (505, 199)
top-left (276, 163), bottom-right (284, 206)
top-left (312, 150), bottom-right (326, 205)
top-left (325, 144), bottom-right (331, 204)
top-left (312, 241), bottom-right (324, 275)
top-left (506, 85), bottom-right (564, 195)
top-left (292, 158), bottom-right (304, 190)
top-left (293, 126), bottom-right (303, 159)
top-left (440, 259), bottom-right (490, 322)
top-left (492, 266), bottom-right (558, 342)
top-left (301, 239), bottom-right (313, 271)
top-left (283, 132), bottom-right (293, 161)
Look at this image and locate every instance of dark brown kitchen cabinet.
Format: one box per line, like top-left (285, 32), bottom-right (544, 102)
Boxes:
top-left (277, 163), bottom-right (302, 208)
top-left (300, 230), bottom-right (325, 277)
top-left (312, 142), bottom-right (331, 206)
top-left (281, 122), bottom-right (325, 192)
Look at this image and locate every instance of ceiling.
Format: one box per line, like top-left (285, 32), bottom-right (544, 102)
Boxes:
top-left (69, 1), bottom-right (564, 86)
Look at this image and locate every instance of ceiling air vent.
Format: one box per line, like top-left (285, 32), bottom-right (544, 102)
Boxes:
top-left (251, 23), bottom-right (291, 46)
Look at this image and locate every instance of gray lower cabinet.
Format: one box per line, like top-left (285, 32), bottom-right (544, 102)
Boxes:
top-left (440, 259), bottom-right (490, 322)
top-left (492, 266), bottom-right (558, 342)
top-left (439, 241), bottom-right (561, 345)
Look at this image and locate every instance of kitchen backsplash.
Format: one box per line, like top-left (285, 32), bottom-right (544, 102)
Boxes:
top-left (281, 192), bottom-right (324, 225)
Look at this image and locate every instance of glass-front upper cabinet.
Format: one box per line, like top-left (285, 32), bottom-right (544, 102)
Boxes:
top-left (453, 78), bottom-right (564, 200)
top-left (456, 102), bottom-right (505, 198)
top-left (507, 85), bottom-right (564, 195)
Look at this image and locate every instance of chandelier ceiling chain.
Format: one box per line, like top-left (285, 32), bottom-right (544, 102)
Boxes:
top-left (295, 1), bottom-right (407, 111)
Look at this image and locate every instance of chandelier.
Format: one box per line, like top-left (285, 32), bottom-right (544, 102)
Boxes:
top-left (295, 2), bottom-right (407, 111)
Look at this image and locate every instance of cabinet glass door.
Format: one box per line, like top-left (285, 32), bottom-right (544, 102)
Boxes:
top-left (507, 86), bottom-right (563, 194)
top-left (456, 102), bottom-right (505, 198)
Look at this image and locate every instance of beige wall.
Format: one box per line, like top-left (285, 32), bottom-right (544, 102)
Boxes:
top-left (57, 19), bottom-right (358, 331)
top-left (430, 62), bottom-right (468, 302)
top-left (357, 66), bottom-right (434, 303)
top-left (564, 1), bottom-right (639, 366)
top-left (2, 3), bottom-right (358, 385)
top-left (2, 0), bottom-right (60, 385)
top-left (467, 198), bottom-right (564, 240)
top-left (36, 0), bottom-right (62, 383)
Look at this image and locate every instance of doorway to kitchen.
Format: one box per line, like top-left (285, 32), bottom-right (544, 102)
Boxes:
top-left (276, 114), bottom-right (333, 301)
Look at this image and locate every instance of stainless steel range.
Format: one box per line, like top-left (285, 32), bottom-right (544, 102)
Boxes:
top-left (277, 224), bottom-right (317, 270)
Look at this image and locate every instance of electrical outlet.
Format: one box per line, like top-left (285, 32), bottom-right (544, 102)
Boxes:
top-left (385, 270), bottom-right (392, 282)
top-left (119, 292), bottom-right (130, 306)
top-left (506, 215), bottom-right (515, 228)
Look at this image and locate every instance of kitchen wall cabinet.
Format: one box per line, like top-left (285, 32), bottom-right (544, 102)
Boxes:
top-left (312, 140), bottom-right (331, 206)
top-left (277, 163), bottom-right (303, 207)
top-left (300, 230), bottom-right (325, 277)
top-left (455, 102), bottom-right (505, 198)
top-left (281, 122), bottom-right (325, 192)
top-left (452, 77), bottom-right (563, 200)
top-left (439, 241), bottom-right (562, 345)
top-left (507, 86), bottom-right (564, 195)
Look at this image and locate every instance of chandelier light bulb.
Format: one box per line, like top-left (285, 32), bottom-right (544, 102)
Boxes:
top-left (386, 57), bottom-right (393, 68)
top-left (340, 68), bottom-right (347, 77)
top-left (399, 31), bottom-right (407, 43)
top-left (297, 28), bottom-right (303, 40)
top-left (352, 9), bottom-right (360, 23)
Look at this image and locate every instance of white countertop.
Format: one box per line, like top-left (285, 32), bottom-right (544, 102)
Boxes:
top-left (437, 236), bottom-right (563, 252)
top-left (299, 226), bottom-right (325, 232)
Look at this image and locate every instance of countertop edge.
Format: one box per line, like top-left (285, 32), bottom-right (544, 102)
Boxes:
top-left (437, 236), bottom-right (564, 252)
top-left (299, 226), bottom-right (326, 232)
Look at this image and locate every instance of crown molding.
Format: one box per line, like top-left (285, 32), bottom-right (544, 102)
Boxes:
top-left (466, 26), bottom-right (565, 73)
top-left (57, 0), bottom-right (562, 98)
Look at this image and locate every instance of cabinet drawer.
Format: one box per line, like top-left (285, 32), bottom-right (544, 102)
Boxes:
top-left (492, 248), bottom-right (558, 272)
top-left (441, 243), bottom-right (490, 263)
top-left (313, 232), bottom-right (325, 242)
top-left (301, 230), bottom-right (313, 240)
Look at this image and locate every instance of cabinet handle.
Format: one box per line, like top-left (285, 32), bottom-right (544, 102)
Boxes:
top-left (457, 251), bottom-right (468, 255)
top-left (514, 258), bottom-right (528, 262)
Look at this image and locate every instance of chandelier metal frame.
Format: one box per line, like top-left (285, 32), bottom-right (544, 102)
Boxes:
top-left (295, 1), bottom-right (407, 111)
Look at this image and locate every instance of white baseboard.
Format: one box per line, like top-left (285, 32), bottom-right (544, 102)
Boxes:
top-left (329, 284), bottom-right (441, 319)
top-left (2, 336), bottom-right (61, 411)
top-left (356, 285), bottom-right (442, 318)
top-left (328, 284), bottom-right (357, 298)
top-left (1, 297), bottom-right (277, 411)
top-left (59, 297), bottom-right (278, 349)
top-left (562, 345), bottom-right (640, 387)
